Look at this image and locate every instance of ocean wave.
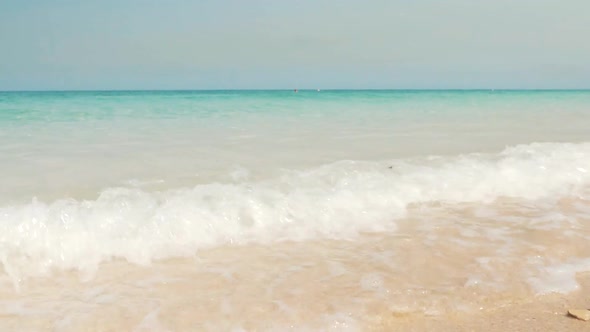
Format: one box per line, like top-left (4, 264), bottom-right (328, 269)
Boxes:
top-left (1, 142), bottom-right (589, 281)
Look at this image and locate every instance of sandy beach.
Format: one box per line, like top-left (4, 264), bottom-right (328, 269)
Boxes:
top-left (386, 275), bottom-right (590, 332)
top-left (3, 0), bottom-right (590, 329)
top-left (1, 226), bottom-right (588, 331)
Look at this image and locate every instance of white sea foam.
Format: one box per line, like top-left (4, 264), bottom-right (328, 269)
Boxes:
top-left (1, 142), bottom-right (590, 282)
top-left (527, 258), bottom-right (590, 294)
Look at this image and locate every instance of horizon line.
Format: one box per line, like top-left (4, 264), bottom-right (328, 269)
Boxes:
top-left (1, 88), bottom-right (589, 93)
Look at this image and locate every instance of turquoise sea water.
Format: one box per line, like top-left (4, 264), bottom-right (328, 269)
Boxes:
top-left (1, 88), bottom-right (590, 249)
top-left (1, 90), bottom-right (590, 330)
top-left (2, 90), bottom-right (589, 201)
top-left (2, 89), bottom-right (589, 124)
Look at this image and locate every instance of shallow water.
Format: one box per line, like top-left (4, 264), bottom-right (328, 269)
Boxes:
top-left (2, 196), bottom-right (590, 331)
top-left (1, 90), bottom-right (590, 330)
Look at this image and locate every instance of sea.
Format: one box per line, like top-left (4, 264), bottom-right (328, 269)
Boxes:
top-left (1, 90), bottom-right (589, 331)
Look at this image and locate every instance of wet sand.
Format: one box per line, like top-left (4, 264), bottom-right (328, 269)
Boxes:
top-left (1, 197), bottom-right (589, 331)
top-left (387, 274), bottom-right (590, 332)
top-left (1, 238), bottom-right (588, 331)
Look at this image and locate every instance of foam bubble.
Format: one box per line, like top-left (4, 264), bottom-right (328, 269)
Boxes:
top-left (527, 258), bottom-right (590, 294)
top-left (360, 273), bottom-right (385, 293)
top-left (1, 142), bottom-right (590, 282)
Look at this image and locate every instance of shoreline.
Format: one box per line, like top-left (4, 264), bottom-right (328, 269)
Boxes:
top-left (380, 273), bottom-right (590, 331)
top-left (1, 234), bottom-right (589, 331)
top-left (2, 268), bottom-right (588, 331)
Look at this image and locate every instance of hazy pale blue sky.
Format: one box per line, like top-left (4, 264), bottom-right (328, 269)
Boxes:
top-left (1, 0), bottom-right (589, 90)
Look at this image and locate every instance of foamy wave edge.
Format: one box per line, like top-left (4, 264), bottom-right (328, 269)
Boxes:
top-left (1, 142), bottom-right (590, 280)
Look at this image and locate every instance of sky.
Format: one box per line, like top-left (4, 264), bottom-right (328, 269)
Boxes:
top-left (1, 0), bottom-right (589, 90)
